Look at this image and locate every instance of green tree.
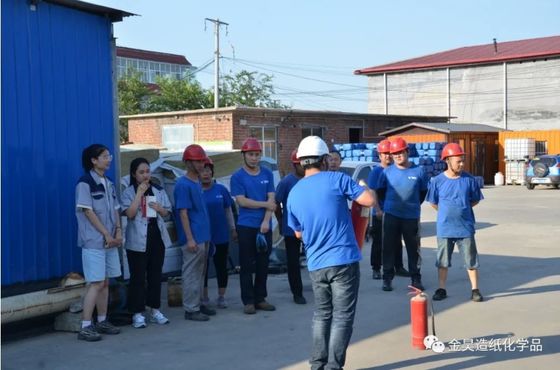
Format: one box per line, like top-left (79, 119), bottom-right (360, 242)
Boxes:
top-left (117, 70), bottom-right (152, 142)
top-left (148, 75), bottom-right (213, 113)
top-left (219, 70), bottom-right (289, 108)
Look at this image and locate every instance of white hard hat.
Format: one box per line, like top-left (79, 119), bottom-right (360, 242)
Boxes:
top-left (297, 136), bottom-right (329, 159)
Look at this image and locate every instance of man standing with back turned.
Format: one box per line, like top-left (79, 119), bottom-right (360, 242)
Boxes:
top-left (287, 136), bottom-right (377, 370)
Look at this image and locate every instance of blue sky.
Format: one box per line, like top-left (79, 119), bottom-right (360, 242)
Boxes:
top-left (93, 0), bottom-right (560, 112)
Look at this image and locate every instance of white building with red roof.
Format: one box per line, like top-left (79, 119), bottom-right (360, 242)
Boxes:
top-left (116, 46), bottom-right (194, 84)
top-left (355, 36), bottom-right (560, 130)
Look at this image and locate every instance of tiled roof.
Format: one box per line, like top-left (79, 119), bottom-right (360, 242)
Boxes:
top-left (355, 35), bottom-right (560, 75)
top-left (379, 122), bottom-right (503, 136)
top-left (116, 46), bottom-right (191, 66)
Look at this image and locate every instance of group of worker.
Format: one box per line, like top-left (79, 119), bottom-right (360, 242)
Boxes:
top-left (75, 135), bottom-right (483, 370)
top-left (364, 137), bottom-right (483, 303)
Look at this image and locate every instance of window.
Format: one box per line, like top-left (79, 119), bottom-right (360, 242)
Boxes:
top-left (536, 141), bottom-right (548, 156)
top-left (162, 124), bottom-right (194, 152)
top-left (302, 127), bottom-right (324, 138)
top-left (249, 126), bottom-right (278, 160)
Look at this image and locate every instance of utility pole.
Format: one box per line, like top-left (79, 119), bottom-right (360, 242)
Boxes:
top-left (205, 18), bottom-right (229, 109)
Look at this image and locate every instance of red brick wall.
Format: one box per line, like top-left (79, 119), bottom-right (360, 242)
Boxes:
top-left (127, 108), bottom-right (446, 176)
top-left (128, 112), bottom-right (233, 146)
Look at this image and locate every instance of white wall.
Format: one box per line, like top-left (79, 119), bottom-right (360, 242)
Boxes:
top-left (366, 58), bottom-right (560, 130)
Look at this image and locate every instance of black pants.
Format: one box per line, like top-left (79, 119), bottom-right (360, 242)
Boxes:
top-left (127, 223), bottom-right (165, 312)
top-left (237, 226), bottom-right (272, 305)
top-left (382, 213), bottom-right (421, 281)
top-left (370, 216), bottom-right (404, 271)
top-left (284, 235), bottom-right (303, 298)
top-left (204, 242), bottom-right (229, 289)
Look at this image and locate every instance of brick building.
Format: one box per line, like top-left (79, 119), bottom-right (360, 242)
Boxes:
top-left (124, 106), bottom-right (447, 175)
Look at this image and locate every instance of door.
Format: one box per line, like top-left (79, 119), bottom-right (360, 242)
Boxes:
top-left (471, 138), bottom-right (485, 178)
top-left (349, 128), bottom-right (361, 143)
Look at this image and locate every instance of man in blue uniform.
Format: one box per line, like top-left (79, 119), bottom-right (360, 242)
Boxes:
top-left (427, 143), bottom-right (484, 302)
top-left (175, 144), bottom-right (214, 321)
top-left (377, 137), bottom-right (428, 292)
top-left (367, 139), bottom-right (409, 280)
top-left (230, 138), bottom-right (277, 315)
top-left (287, 136), bottom-right (377, 370)
top-left (275, 150), bottom-right (306, 304)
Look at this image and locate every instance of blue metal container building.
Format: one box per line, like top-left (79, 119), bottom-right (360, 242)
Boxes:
top-left (1, 0), bottom-right (132, 294)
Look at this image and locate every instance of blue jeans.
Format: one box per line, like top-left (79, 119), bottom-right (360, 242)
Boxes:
top-left (309, 262), bottom-right (360, 370)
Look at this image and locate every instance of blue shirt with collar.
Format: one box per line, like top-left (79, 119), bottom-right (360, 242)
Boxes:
top-left (230, 166), bottom-right (275, 229)
top-left (174, 175), bottom-right (211, 245)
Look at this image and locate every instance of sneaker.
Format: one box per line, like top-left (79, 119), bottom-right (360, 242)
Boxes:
top-left (244, 304), bottom-right (256, 315)
top-left (132, 314), bottom-right (147, 329)
top-left (433, 288), bottom-right (447, 301)
top-left (471, 289), bottom-right (484, 302)
top-left (411, 279), bottom-right (425, 291)
top-left (184, 311), bottom-right (209, 321)
top-left (150, 311), bottom-right (169, 325)
top-left (200, 304), bottom-right (216, 316)
top-left (216, 296), bottom-right (228, 309)
top-left (372, 270), bottom-right (382, 280)
top-left (95, 320), bottom-right (120, 335)
top-left (395, 267), bottom-right (411, 277)
top-left (382, 280), bottom-right (393, 292)
top-left (293, 296), bottom-right (307, 305)
top-left (255, 301), bottom-right (276, 311)
top-left (77, 324), bottom-right (101, 342)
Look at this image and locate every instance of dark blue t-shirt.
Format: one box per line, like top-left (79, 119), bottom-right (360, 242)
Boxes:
top-left (275, 173), bottom-right (300, 236)
top-left (230, 167), bottom-right (275, 228)
top-left (426, 172), bottom-right (483, 238)
top-left (203, 183), bottom-right (233, 245)
top-left (367, 165), bottom-right (385, 210)
top-left (287, 171), bottom-right (364, 271)
top-left (174, 175), bottom-right (211, 245)
top-left (378, 164), bottom-right (428, 219)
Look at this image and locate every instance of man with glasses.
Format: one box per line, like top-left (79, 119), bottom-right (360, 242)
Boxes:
top-left (377, 137), bottom-right (428, 292)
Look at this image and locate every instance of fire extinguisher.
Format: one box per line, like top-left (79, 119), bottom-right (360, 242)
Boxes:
top-left (409, 286), bottom-right (436, 350)
top-left (351, 180), bottom-right (370, 250)
top-left (351, 201), bottom-right (370, 250)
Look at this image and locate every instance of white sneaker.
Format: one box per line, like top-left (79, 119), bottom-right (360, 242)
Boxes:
top-left (150, 310), bottom-right (169, 325)
top-left (132, 314), bottom-right (147, 329)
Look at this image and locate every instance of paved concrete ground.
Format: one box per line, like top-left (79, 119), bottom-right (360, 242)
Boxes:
top-left (2, 186), bottom-right (559, 370)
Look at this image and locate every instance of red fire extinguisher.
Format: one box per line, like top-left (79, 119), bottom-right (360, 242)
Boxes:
top-left (409, 286), bottom-right (436, 350)
top-left (351, 201), bottom-right (369, 250)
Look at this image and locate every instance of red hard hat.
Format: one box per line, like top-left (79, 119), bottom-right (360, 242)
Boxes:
top-left (290, 149), bottom-right (300, 164)
top-left (241, 138), bottom-right (262, 152)
top-left (441, 143), bottom-right (465, 160)
top-left (203, 156), bottom-right (214, 169)
top-left (377, 139), bottom-right (391, 154)
top-left (183, 144), bottom-right (207, 161)
top-left (389, 137), bottom-right (408, 154)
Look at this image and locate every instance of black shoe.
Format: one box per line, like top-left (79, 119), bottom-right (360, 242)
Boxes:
top-left (433, 288), bottom-right (447, 301)
top-left (411, 279), bottom-right (425, 291)
top-left (293, 296), bottom-right (307, 305)
top-left (95, 320), bottom-right (120, 335)
top-left (184, 311), bottom-right (210, 321)
top-left (255, 301), bottom-right (276, 311)
top-left (471, 289), bottom-right (483, 302)
top-left (395, 267), bottom-right (411, 277)
top-left (200, 304), bottom-right (216, 316)
top-left (372, 270), bottom-right (382, 280)
top-left (77, 325), bottom-right (102, 342)
top-left (382, 280), bottom-right (393, 291)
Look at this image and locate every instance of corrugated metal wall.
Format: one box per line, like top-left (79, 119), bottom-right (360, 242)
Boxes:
top-left (498, 130), bottom-right (560, 174)
top-left (1, 0), bottom-right (116, 288)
